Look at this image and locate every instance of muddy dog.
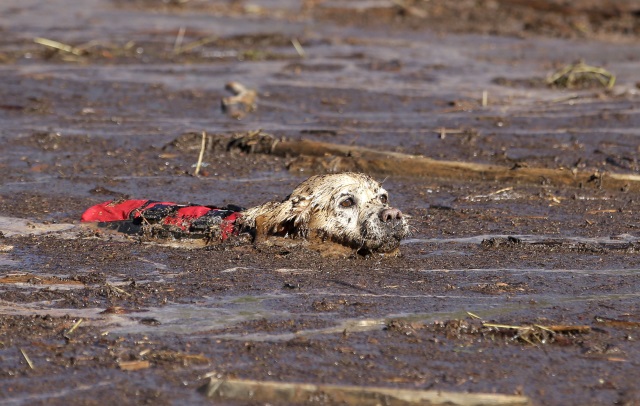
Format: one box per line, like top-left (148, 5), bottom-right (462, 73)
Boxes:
top-left (82, 172), bottom-right (409, 256)
top-left (239, 172), bottom-right (409, 255)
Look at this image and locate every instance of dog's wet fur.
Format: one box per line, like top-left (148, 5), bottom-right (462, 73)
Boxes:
top-left (239, 172), bottom-right (409, 256)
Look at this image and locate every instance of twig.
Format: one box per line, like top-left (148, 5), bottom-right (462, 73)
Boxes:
top-left (194, 131), bottom-right (207, 176)
top-left (119, 360), bottom-right (150, 371)
top-left (34, 37), bottom-right (85, 56)
top-left (466, 311), bottom-right (482, 320)
top-left (436, 127), bottom-right (465, 139)
top-left (439, 127), bottom-right (446, 139)
top-left (533, 324), bottom-right (556, 333)
top-left (76, 39), bottom-right (103, 53)
top-left (20, 348), bottom-right (34, 369)
top-left (173, 27), bottom-right (186, 52)
top-left (595, 316), bottom-right (640, 328)
top-left (482, 323), bottom-right (523, 330)
top-left (488, 187), bottom-right (513, 196)
top-left (106, 283), bottom-right (131, 297)
top-left (483, 322), bottom-right (590, 334)
top-left (291, 38), bottom-right (305, 57)
top-left (65, 318), bottom-right (84, 337)
top-left (174, 35), bottom-right (218, 55)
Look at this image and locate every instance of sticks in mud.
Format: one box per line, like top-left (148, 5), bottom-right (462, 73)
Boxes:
top-left (200, 377), bottom-right (531, 405)
top-left (227, 131), bottom-right (640, 192)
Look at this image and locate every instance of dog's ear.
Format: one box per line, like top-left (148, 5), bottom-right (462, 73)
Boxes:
top-left (268, 194), bottom-right (312, 237)
top-left (290, 195), bottom-right (315, 232)
top-left (242, 195), bottom-right (313, 238)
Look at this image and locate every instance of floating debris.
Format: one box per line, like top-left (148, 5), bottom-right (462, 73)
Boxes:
top-left (118, 360), bottom-right (151, 371)
top-left (547, 61), bottom-right (615, 89)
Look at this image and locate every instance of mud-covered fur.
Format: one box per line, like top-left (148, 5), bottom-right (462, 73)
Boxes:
top-left (239, 173), bottom-right (409, 255)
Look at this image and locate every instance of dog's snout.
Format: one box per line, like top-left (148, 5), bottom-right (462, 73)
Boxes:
top-left (380, 208), bottom-right (403, 222)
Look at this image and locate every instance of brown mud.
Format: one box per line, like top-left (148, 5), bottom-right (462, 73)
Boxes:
top-left (2, 1), bottom-right (640, 405)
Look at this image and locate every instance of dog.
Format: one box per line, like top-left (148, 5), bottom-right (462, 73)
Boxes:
top-left (82, 172), bottom-right (409, 256)
top-left (238, 172), bottom-right (409, 255)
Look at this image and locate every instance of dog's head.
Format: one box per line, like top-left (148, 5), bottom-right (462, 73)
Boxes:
top-left (240, 172), bottom-right (409, 254)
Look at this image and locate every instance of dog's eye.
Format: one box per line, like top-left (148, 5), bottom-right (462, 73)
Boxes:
top-left (340, 197), bottom-right (355, 208)
top-left (380, 194), bottom-right (388, 204)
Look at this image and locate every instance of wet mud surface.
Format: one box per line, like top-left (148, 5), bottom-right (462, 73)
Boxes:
top-left (2, 1), bottom-right (640, 405)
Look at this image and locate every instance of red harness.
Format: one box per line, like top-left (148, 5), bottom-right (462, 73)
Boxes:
top-left (81, 200), bottom-right (243, 241)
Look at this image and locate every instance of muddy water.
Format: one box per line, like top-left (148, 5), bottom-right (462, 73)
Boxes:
top-left (2, 1), bottom-right (640, 405)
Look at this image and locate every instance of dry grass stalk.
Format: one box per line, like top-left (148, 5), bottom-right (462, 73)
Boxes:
top-left (173, 35), bottom-right (218, 55)
top-left (34, 37), bottom-right (85, 56)
top-left (466, 311), bottom-right (482, 320)
top-left (482, 322), bottom-right (590, 345)
top-left (64, 318), bottom-right (84, 339)
top-left (20, 348), bottom-right (35, 369)
top-left (173, 27), bottom-right (186, 52)
top-left (194, 131), bottom-right (207, 176)
top-left (594, 316), bottom-right (640, 328)
top-left (106, 282), bottom-right (131, 297)
top-left (291, 38), bottom-right (306, 57)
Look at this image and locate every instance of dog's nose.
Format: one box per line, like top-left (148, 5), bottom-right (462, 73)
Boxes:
top-left (380, 208), bottom-right (403, 222)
